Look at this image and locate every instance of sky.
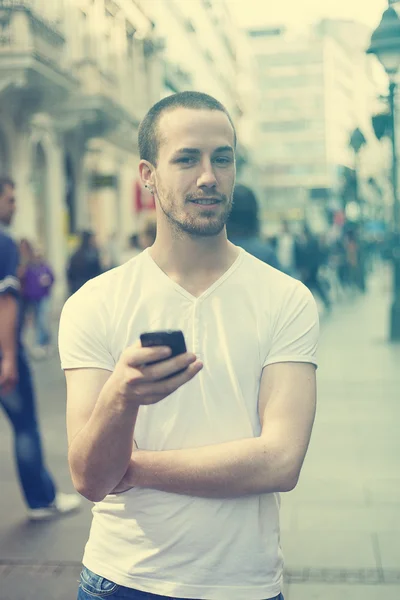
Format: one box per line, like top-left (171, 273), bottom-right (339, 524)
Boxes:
top-left (229, 0), bottom-right (389, 30)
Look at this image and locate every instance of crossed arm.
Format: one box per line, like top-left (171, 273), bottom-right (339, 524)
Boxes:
top-left (112, 362), bottom-right (317, 499)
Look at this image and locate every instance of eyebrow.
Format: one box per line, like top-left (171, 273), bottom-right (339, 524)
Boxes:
top-left (173, 146), bottom-right (234, 156)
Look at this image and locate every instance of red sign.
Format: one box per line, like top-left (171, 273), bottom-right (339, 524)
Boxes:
top-left (133, 180), bottom-right (155, 212)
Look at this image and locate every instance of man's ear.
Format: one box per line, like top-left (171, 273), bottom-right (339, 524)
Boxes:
top-left (139, 160), bottom-right (155, 195)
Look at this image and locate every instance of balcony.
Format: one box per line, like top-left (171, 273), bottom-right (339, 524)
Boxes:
top-left (0, 1), bottom-right (76, 102)
top-left (164, 61), bottom-right (192, 93)
top-left (53, 59), bottom-right (141, 149)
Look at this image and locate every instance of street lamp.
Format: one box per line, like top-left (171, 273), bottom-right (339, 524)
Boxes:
top-left (367, 6), bottom-right (400, 341)
top-left (349, 127), bottom-right (367, 213)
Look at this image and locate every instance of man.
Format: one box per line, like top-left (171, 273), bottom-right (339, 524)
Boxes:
top-left (227, 183), bottom-right (281, 270)
top-left (59, 92), bottom-right (319, 600)
top-left (0, 177), bottom-right (81, 519)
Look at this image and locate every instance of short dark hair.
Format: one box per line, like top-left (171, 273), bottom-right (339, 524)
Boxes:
top-left (138, 91), bottom-right (237, 166)
top-left (0, 176), bottom-right (15, 195)
top-left (227, 184), bottom-right (260, 238)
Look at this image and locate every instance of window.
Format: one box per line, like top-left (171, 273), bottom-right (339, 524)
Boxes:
top-left (204, 49), bottom-right (213, 64)
top-left (185, 19), bottom-right (196, 33)
top-left (126, 23), bottom-right (135, 60)
top-left (260, 73), bottom-right (322, 89)
top-left (256, 51), bottom-right (323, 67)
top-left (80, 10), bottom-right (91, 58)
top-left (261, 120), bottom-right (309, 132)
top-left (249, 28), bottom-right (284, 38)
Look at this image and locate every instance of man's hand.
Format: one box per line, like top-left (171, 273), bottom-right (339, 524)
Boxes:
top-left (109, 341), bottom-right (203, 410)
top-left (0, 356), bottom-right (18, 396)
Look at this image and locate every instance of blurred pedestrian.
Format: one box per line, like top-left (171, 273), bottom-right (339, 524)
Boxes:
top-left (103, 232), bottom-right (120, 271)
top-left (19, 242), bottom-right (55, 359)
top-left (120, 233), bottom-right (141, 264)
top-left (138, 214), bottom-right (157, 250)
top-left (18, 238), bottom-right (34, 281)
top-left (343, 228), bottom-right (367, 294)
top-left (227, 183), bottom-right (281, 269)
top-left (66, 230), bottom-right (103, 296)
top-left (0, 176), bottom-right (81, 519)
top-left (295, 225), bottom-right (332, 313)
top-left (276, 220), bottom-right (296, 276)
top-left (59, 91), bottom-right (317, 600)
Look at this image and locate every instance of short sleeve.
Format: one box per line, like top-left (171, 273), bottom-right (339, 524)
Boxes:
top-left (0, 233), bottom-right (20, 298)
top-left (263, 281), bottom-right (319, 368)
top-left (58, 282), bottom-right (115, 372)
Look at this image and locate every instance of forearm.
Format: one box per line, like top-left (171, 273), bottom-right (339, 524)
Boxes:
top-left (0, 295), bottom-right (17, 358)
top-left (69, 378), bottom-right (139, 502)
top-left (126, 437), bottom-right (296, 499)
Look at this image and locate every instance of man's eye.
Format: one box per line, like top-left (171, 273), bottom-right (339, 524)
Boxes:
top-left (177, 157), bottom-right (196, 164)
top-left (214, 157), bottom-right (233, 165)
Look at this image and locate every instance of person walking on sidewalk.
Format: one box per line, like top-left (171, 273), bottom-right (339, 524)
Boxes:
top-left (295, 225), bottom-right (332, 313)
top-left (226, 183), bottom-right (281, 270)
top-left (19, 242), bottom-right (55, 359)
top-left (66, 230), bottom-right (103, 296)
top-left (59, 92), bottom-right (319, 600)
top-left (0, 177), bottom-right (81, 520)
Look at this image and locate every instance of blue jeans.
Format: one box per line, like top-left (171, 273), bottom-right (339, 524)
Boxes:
top-left (22, 297), bottom-right (52, 347)
top-left (0, 347), bottom-right (56, 508)
top-left (77, 566), bottom-right (284, 599)
top-left (32, 296), bottom-right (52, 347)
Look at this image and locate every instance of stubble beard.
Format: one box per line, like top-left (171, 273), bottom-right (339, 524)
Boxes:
top-left (158, 189), bottom-right (233, 238)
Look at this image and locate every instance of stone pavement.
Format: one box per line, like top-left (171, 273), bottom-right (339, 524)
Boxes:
top-left (0, 268), bottom-right (399, 600)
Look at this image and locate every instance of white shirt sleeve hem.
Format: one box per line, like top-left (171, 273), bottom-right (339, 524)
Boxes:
top-left (61, 362), bottom-right (114, 372)
top-left (263, 355), bottom-right (318, 369)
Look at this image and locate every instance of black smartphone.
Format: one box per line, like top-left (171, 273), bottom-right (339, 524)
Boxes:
top-left (140, 330), bottom-right (188, 379)
top-left (140, 330), bottom-right (187, 357)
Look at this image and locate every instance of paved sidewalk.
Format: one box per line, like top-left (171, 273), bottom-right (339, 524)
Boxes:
top-left (0, 269), bottom-right (399, 599)
top-left (282, 269), bottom-right (400, 599)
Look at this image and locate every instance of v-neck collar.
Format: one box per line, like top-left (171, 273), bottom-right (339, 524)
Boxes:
top-left (143, 247), bottom-right (245, 302)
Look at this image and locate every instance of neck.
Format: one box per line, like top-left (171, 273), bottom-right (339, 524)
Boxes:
top-left (149, 224), bottom-right (238, 278)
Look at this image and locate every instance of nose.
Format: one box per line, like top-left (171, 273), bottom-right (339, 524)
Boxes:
top-left (197, 158), bottom-right (217, 189)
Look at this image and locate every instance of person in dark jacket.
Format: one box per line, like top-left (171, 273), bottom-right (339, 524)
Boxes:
top-left (226, 184), bottom-right (281, 270)
top-left (0, 176), bottom-right (81, 519)
top-left (295, 225), bottom-right (331, 312)
top-left (66, 231), bottom-right (103, 296)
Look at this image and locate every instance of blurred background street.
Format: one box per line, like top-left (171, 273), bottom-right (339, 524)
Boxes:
top-left (1, 0), bottom-right (400, 599)
top-left (0, 267), bottom-right (399, 600)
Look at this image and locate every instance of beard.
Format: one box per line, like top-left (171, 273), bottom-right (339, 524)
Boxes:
top-left (157, 188), bottom-right (233, 238)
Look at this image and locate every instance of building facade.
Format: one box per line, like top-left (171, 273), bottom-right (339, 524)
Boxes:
top-left (0, 0), bottom-right (161, 303)
top-left (244, 20), bottom-right (391, 234)
top-left (146, 0), bottom-right (252, 183)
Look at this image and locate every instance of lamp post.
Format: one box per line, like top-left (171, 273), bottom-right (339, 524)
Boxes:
top-left (349, 127), bottom-right (367, 219)
top-left (367, 6), bottom-right (400, 341)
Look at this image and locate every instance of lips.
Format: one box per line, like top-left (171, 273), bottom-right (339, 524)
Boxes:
top-left (190, 198), bottom-right (222, 205)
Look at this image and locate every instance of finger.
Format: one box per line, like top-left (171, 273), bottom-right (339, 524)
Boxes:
top-left (136, 360), bottom-right (203, 403)
top-left (139, 352), bottom-right (197, 382)
top-left (125, 345), bottom-right (172, 367)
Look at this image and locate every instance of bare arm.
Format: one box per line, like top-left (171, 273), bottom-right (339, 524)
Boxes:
top-left (0, 293), bottom-right (18, 394)
top-left (0, 293), bottom-right (18, 358)
top-left (115, 362), bottom-right (317, 498)
top-left (66, 344), bottom-right (202, 503)
top-left (66, 367), bottom-right (136, 503)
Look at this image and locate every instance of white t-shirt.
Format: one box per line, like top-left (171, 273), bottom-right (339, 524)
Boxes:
top-left (58, 247), bottom-right (319, 600)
